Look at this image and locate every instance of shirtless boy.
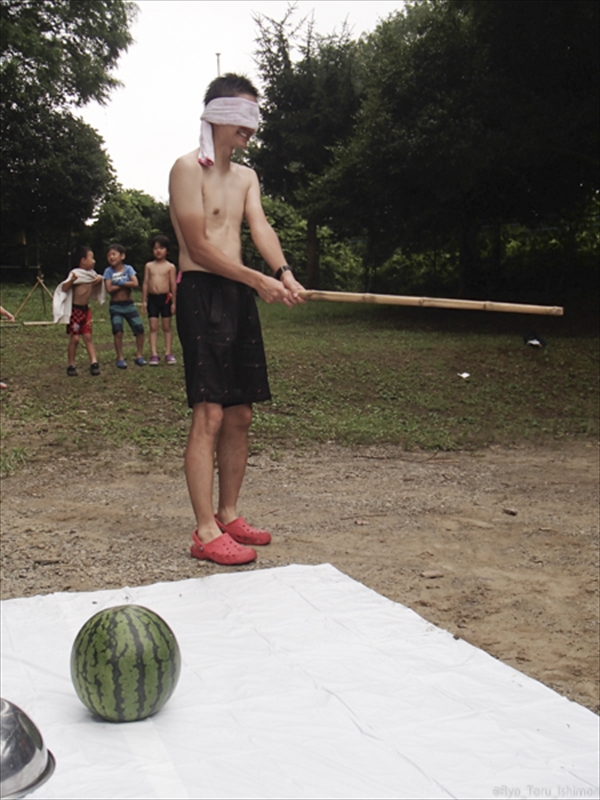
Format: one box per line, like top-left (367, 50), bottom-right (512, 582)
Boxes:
top-left (60, 246), bottom-right (103, 377)
top-left (141, 234), bottom-right (178, 365)
top-left (169, 73), bottom-right (304, 566)
top-left (103, 243), bottom-right (146, 369)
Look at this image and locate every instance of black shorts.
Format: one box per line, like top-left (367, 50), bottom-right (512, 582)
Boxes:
top-left (147, 292), bottom-right (173, 318)
top-left (176, 271), bottom-right (271, 408)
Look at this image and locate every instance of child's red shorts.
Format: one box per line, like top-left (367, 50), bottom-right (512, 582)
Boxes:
top-left (66, 304), bottom-right (92, 336)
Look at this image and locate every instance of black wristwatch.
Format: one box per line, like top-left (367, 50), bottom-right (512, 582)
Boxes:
top-left (275, 265), bottom-right (292, 281)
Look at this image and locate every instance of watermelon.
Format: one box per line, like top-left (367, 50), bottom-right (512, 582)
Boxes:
top-left (70, 605), bottom-right (181, 723)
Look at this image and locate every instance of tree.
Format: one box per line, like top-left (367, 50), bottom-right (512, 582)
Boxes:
top-left (251, 7), bottom-right (362, 287)
top-left (1, 104), bottom-right (114, 231)
top-left (1, 0), bottom-right (137, 110)
top-left (316, 0), bottom-right (599, 294)
top-left (1, 106), bottom-right (114, 274)
top-left (1, 0), bottom-right (137, 271)
top-left (91, 189), bottom-right (177, 274)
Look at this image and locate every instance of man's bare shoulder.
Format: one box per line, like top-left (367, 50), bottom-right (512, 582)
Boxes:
top-left (170, 149), bottom-right (202, 178)
top-left (231, 161), bottom-right (257, 183)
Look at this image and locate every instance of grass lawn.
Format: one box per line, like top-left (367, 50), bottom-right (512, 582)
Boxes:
top-left (0, 279), bottom-right (598, 474)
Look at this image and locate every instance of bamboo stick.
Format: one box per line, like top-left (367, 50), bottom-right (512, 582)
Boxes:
top-left (298, 290), bottom-right (563, 316)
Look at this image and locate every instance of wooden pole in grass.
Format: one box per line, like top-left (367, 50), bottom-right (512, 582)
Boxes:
top-left (298, 290), bottom-right (564, 316)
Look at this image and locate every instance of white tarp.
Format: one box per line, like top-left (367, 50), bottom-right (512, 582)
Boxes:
top-left (1, 564), bottom-right (598, 800)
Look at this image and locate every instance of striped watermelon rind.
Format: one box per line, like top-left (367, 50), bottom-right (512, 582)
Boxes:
top-left (70, 604), bottom-right (181, 723)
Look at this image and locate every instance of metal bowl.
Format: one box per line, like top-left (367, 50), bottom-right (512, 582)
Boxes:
top-left (0, 699), bottom-right (55, 799)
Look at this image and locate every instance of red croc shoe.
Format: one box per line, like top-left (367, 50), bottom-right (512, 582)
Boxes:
top-left (190, 531), bottom-right (256, 565)
top-left (215, 516), bottom-right (272, 546)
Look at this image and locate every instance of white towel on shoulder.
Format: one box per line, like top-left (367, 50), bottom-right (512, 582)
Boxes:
top-left (52, 269), bottom-right (105, 324)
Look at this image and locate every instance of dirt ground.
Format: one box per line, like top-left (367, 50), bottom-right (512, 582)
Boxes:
top-left (1, 439), bottom-right (598, 713)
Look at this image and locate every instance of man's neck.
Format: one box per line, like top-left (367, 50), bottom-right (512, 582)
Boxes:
top-left (213, 148), bottom-right (233, 172)
top-left (212, 128), bottom-right (235, 172)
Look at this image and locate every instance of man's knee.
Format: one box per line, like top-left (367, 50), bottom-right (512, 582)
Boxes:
top-left (191, 402), bottom-right (224, 438)
top-left (223, 403), bottom-right (253, 431)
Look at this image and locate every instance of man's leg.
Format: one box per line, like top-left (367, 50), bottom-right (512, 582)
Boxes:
top-left (185, 402), bottom-right (225, 543)
top-left (216, 403), bottom-right (253, 525)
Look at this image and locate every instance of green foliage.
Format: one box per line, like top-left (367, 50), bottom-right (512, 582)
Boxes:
top-left (90, 189), bottom-right (178, 274)
top-left (241, 196), bottom-right (363, 290)
top-left (1, 0), bottom-right (136, 273)
top-left (375, 195), bottom-right (599, 299)
top-left (1, 0), bottom-right (137, 109)
top-left (1, 106), bottom-right (114, 274)
top-left (317, 228), bottom-right (364, 292)
top-left (312, 0), bottom-right (599, 294)
top-left (376, 248), bottom-right (458, 296)
top-left (253, 7), bottom-right (361, 204)
top-left (242, 195), bottom-right (306, 274)
top-left (251, 6), bottom-right (363, 286)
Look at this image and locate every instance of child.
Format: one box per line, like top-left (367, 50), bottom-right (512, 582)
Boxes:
top-left (0, 305), bottom-right (16, 388)
top-left (141, 235), bottom-right (177, 365)
top-left (103, 243), bottom-right (146, 369)
top-left (53, 246), bottom-right (104, 377)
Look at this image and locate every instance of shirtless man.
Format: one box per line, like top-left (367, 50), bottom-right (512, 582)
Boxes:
top-left (169, 73), bottom-right (304, 566)
top-left (141, 235), bottom-right (178, 365)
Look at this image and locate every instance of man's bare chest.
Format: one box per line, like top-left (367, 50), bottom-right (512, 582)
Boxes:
top-left (202, 174), bottom-right (246, 230)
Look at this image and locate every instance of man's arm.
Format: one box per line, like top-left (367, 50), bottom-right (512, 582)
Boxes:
top-left (169, 157), bottom-right (289, 305)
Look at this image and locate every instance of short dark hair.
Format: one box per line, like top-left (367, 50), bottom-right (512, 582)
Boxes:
top-left (151, 234), bottom-right (170, 250)
top-left (107, 243), bottom-right (126, 256)
top-left (71, 245), bottom-right (92, 268)
top-left (204, 73), bottom-right (259, 105)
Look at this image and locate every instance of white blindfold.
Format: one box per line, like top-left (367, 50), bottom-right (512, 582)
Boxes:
top-left (198, 97), bottom-right (260, 166)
